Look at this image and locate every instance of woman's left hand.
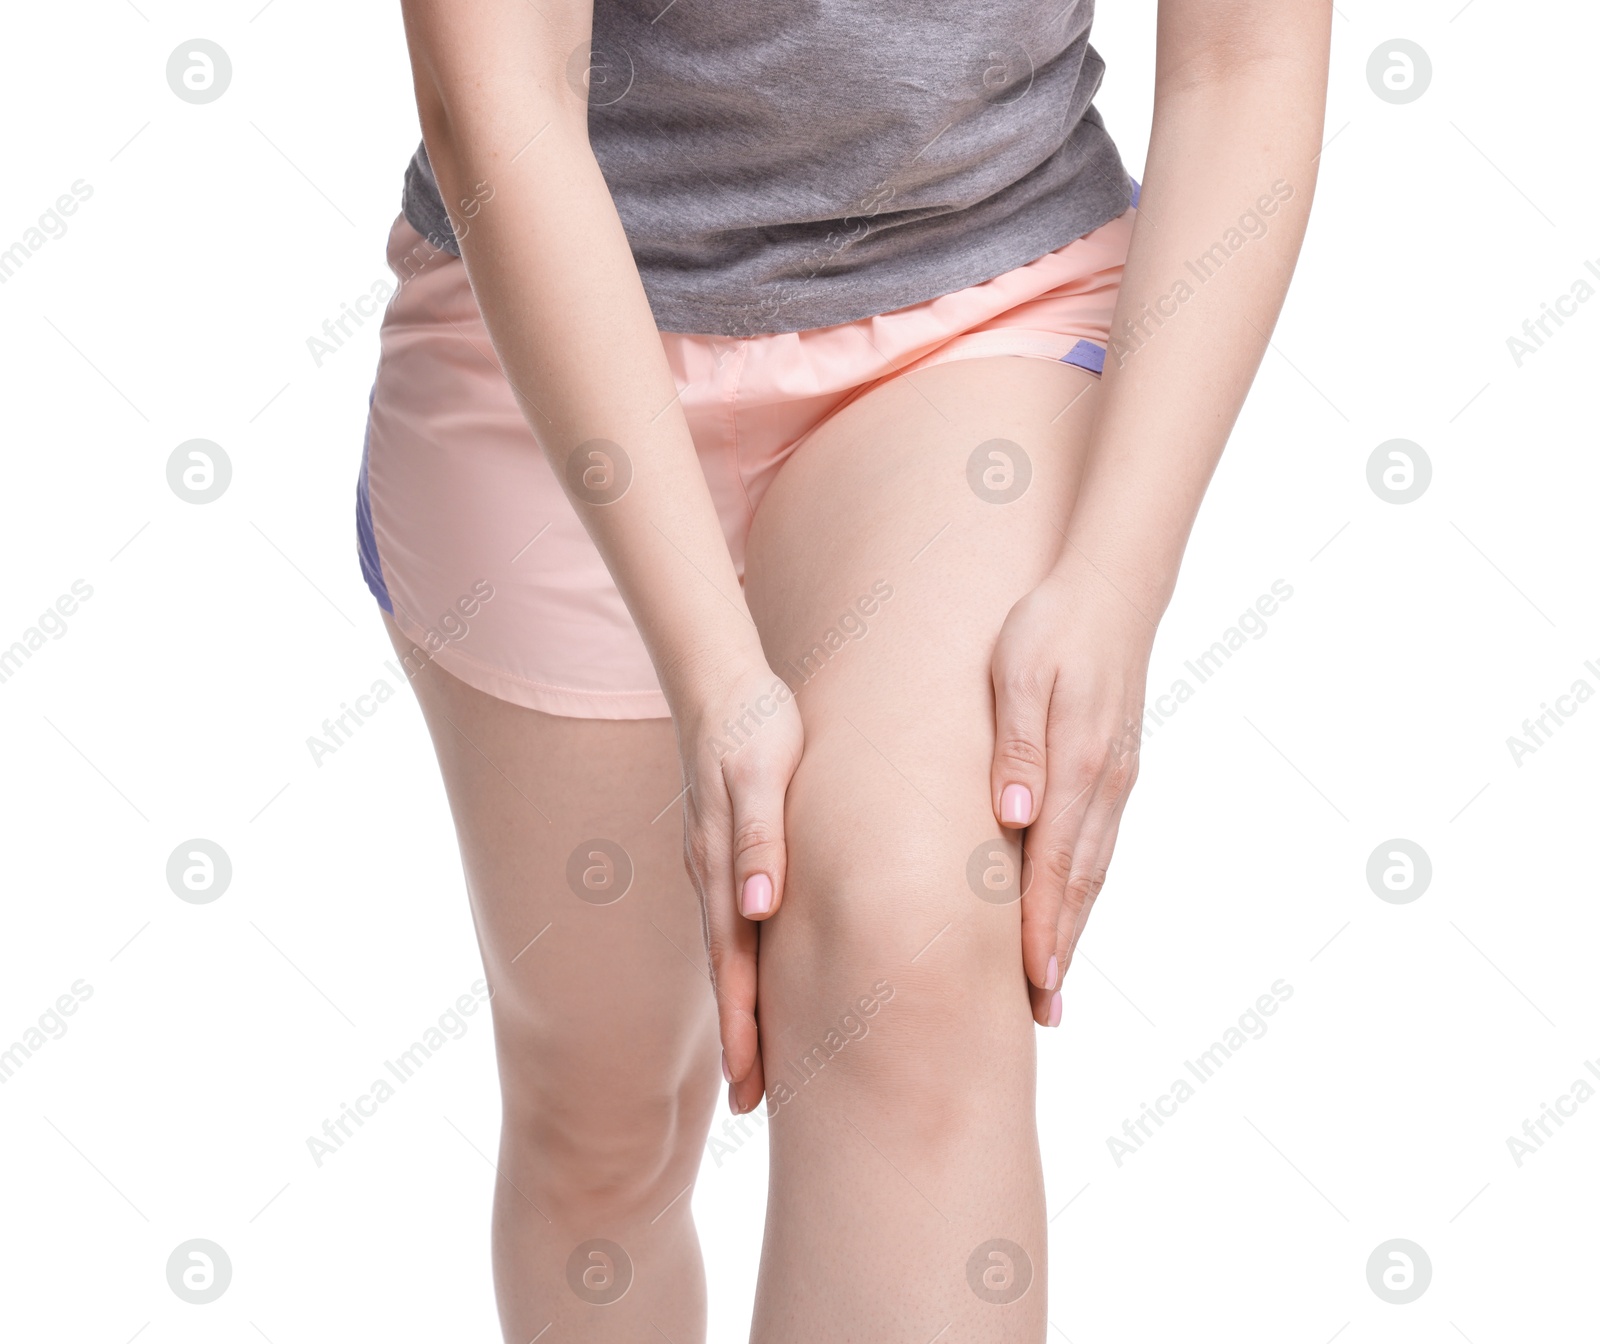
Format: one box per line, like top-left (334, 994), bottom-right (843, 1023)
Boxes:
top-left (988, 555), bottom-right (1156, 1027)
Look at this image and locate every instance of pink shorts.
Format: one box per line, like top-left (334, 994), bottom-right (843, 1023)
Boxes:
top-left (357, 198), bottom-right (1138, 719)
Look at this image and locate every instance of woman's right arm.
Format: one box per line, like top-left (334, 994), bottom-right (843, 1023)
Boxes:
top-left (399, 0), bottom-right (802, 1112)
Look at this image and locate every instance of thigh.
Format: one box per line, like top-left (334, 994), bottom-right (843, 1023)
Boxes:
top-left (379, 610), bottom-right (719, 1116)
top-left (745, 351), bottom-right (1100, 913)
top-left (745, 349), bottom-right (1103, 1056)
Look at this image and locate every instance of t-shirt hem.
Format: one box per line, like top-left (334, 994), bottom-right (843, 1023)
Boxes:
top-left (640, 179), bottom-right (1135, 337)
top-left (399, 155), bottom-right (1136, 338)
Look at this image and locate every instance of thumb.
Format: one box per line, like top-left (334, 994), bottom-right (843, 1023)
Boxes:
top-left (722, 748), bottom-right (789, 924)
top-left (991, 661), bottom-right (1053, 831)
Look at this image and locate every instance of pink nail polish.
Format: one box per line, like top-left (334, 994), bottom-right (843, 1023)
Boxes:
top-left (1047, 991), bottom-right (1062, 1028)
top-left (1000, 783), bottom-right (1032, 826)
top-left (1045, 955), bottom-right (1059, 991)
top-left (721, 1052), bottom-right (732, 1083)
top-left (741, 872), bottom-right (773, 917)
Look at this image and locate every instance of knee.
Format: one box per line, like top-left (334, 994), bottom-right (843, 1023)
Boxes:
top-left (497, 1025), bottom-right (716, 1224)
top-left (780, 733), bottom-right (1023, 991)
top-left (765, 743), bottom-right (1033, 1145)
top-left (510, 1093), bottom-right (689, 1222)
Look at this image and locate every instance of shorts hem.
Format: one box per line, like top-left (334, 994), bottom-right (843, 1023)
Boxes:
top-left (893, 329), bottom-right (1106, 378)
top-left (386, 605), bottom-right (673, 721)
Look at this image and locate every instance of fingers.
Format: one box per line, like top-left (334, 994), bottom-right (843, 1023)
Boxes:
top-left (718, 751), bottom-right (786, 1112)
top-left (1017, 739), bottom-right (1098, 994)
top-left (723, 747), bottom-right (789, 924)
top-left (1057, 795), bottom-right (1128, 975)
top-left (1021, 717), bottom-right (1139, 1016)
top-left (991, 657), bottom-right (1055, 833)
top-left (1018, 837), bottom-right (1064, 1001)
top-left (1028, 974), bottom-right (1064, 1029)
top-left (688, 813), bottom-right (763, 1098)
top-left (689, 709), bottom-right (800, 1114)
top-left (725, 1032), bottom-right (766, 1115)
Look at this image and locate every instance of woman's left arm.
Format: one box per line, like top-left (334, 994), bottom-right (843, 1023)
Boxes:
top-left (990, 0), bottom-right (1334, 1024)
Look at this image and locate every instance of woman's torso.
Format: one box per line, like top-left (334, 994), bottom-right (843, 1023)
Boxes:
top-left (402, 0), bottom-right (1130, 336)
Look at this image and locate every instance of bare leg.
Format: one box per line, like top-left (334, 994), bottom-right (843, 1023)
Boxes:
top-left (380, 611), bottom-right (721, 1342)
top-left (743, 356), bottom-right (1102, 1341)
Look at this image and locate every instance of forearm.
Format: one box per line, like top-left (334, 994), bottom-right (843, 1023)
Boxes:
top-left (413, 58), bottom-right (762, 697)
top-left (1059, 16), bottom-right (1332, 623)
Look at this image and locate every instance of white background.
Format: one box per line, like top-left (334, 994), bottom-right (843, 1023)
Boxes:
top-left (2, 2), bottom-right (1595, 1340)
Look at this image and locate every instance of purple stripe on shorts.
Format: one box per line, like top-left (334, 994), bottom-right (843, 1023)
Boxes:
top-left (1055, 182), bottom-right (1136, 380)
top-left (356, 382), bottom-right (393, 613)
top-left (1060, 339), bottom-right (1106, 376)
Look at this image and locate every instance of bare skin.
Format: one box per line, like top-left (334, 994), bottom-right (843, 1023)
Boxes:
top-left (381, 607), bottom-right (715, 1341)
top-left (743, 355), bottom-right (1109, 1338)
top-left (382, 353), bottom-right (1101, 1338)
top-left (387, 0), bottom-right (1332, 1337)
top-left (400, 0), bottom-right (1332, 1084)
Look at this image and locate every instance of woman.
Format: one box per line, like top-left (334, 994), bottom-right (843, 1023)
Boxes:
top-left (356, 1), bottom-right (1332, 1337)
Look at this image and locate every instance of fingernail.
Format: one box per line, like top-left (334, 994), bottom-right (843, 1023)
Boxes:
top-left (721, 1052), bottom-right (732, 1083)
top-left (741, 872), bottom-right (773, 917)
top-left (1044, 955), bottom-right (1059, 992)
top-left (1000, 783), bottom-right (1032, 826)
top-left (1047, 991), bottom-right (1063, 1028)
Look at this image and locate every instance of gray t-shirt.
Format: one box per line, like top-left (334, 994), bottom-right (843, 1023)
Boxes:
top-left (402, 0), bottom-right (1131, 337)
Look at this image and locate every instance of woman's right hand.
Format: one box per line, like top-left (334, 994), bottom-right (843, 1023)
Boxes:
top-left (670, 655), bottom-right (805, 1115)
